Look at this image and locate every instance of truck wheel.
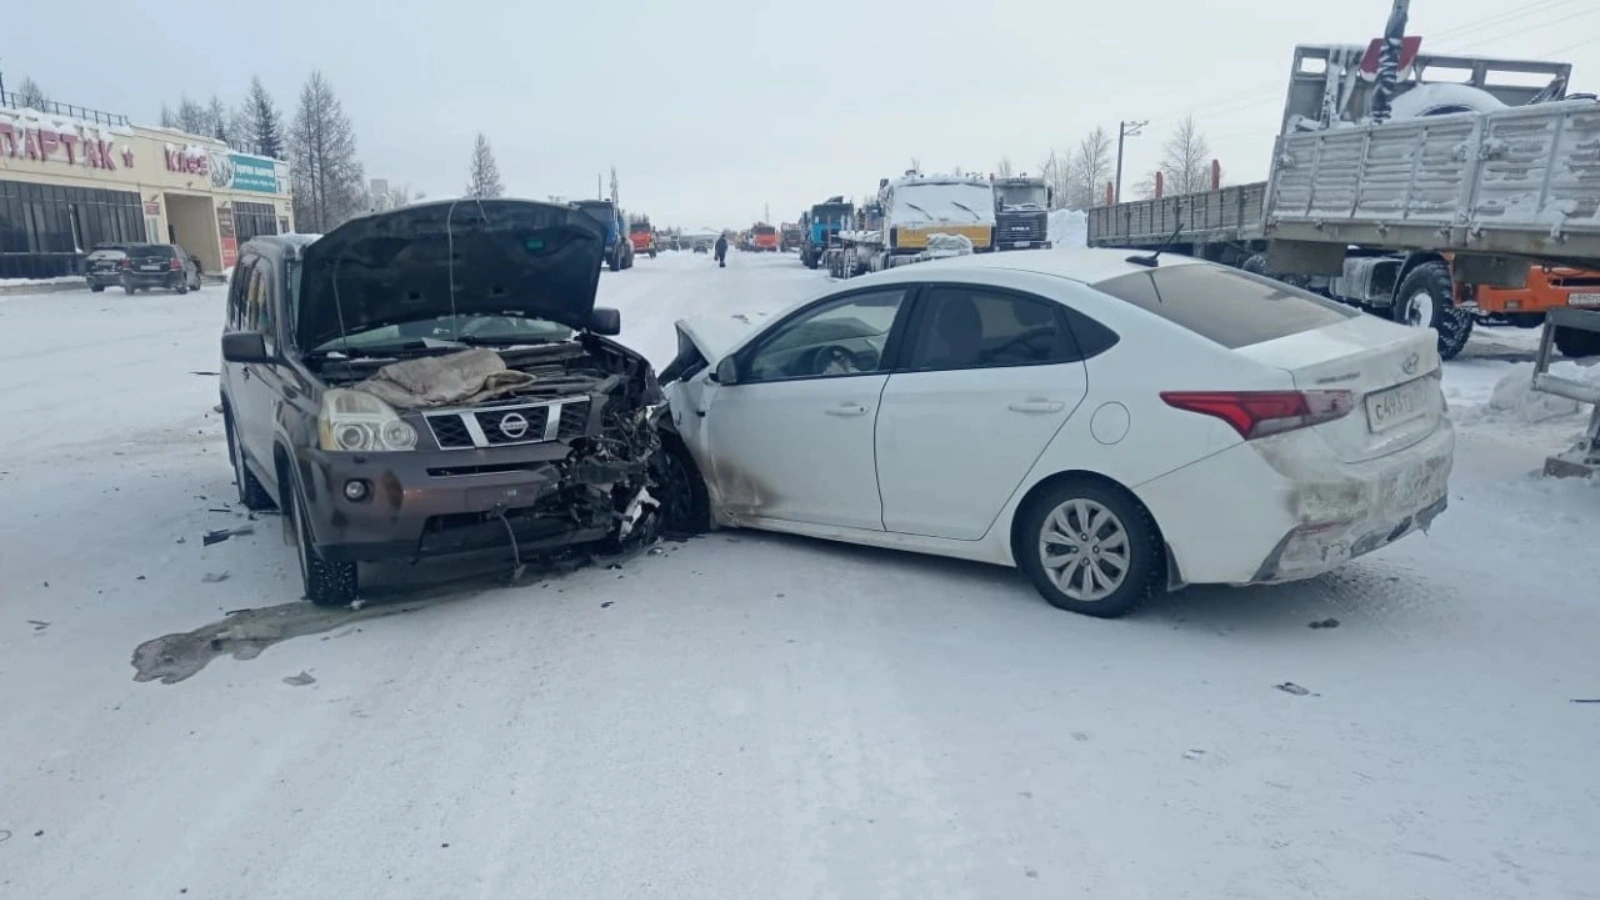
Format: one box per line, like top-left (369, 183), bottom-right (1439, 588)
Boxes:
top-left (1242, 253), bottom-right (1268, 275)
top-left (1554, 326), bottom-right (1600, 359)
top-left (288, 488), bottom-right (358, 607)
top-left (608, 250), bottom-right (621, 272)
top-left (1393, 262), bottom-right (1473, 361)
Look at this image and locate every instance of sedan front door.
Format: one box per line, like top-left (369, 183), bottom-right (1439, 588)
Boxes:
top-left (876, 284), bottom-right (1090, 540)
top-left (700, 287), bottom-right (910, 531)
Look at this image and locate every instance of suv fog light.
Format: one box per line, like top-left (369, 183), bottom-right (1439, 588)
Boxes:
top-left (344, 479), bottom-right (371, 502)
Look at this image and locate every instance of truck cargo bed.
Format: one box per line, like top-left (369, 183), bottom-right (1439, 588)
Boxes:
top-left (1265, 100), bottom-right (1600, 262)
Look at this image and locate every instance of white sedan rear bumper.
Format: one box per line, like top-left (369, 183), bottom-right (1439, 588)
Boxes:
top-left (1134, 420), bottom-right (1455, 586)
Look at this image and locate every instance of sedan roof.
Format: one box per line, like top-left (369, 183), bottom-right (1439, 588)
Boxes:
top-left (871, 247), bottom-right (1206, 286)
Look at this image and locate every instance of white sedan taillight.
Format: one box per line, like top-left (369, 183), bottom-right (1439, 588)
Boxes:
top-left (1160, 390), bottom-right (1354, 440)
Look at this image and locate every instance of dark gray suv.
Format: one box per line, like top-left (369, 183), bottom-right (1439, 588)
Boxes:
top-left (219, 200), bottom-right (688, 605)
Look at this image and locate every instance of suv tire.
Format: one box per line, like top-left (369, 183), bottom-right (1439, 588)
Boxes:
top-left (1016, 479), bottom-right (1161, 618)
top-left (288, 487), bottom-right (359, 607)
top-left (225, 412), bottom-right (277, 511)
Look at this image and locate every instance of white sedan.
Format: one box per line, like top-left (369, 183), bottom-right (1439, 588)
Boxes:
top-left (654, 250), bottom-right (1454, 617)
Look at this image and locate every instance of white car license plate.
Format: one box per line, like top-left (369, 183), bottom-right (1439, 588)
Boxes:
top-left (1365, 377), bottom-right (1431, 432)
top-left (140, 264), bottom-right (163, 271)
top-left (1569, 292), bottom-right (1600, 308)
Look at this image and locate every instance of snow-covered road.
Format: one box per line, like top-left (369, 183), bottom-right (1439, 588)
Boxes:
top-left (2, 252), bottom-right (1598, 899)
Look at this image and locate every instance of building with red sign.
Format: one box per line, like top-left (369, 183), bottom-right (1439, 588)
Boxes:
top-left (0, 96), bottom-right (293, 281)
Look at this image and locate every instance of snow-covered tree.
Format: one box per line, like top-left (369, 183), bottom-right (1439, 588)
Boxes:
top-left (175, 96), bottom-right (209, 135)
top-left (289, 72), bottom-right (366, 233)
top-left (1067, 127), bottom-right (1114, 209)
top-left (245, 77), bottom-right (284, 159)
top-left (465, 133), bottom-right (504, 199)
top-left (13, 77), bottom-right (49, 110)
top-left (159, 104), bottom-right (179, 129)
top-left (206, 96), bottom-right (231, 143)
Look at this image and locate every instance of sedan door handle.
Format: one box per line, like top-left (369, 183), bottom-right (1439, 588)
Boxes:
top-left (1008, 399), bottom-right (1064, 414)
top-left (825, 403), bottom-right (869, 418)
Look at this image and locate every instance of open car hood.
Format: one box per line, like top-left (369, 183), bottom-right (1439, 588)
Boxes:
top-left (297, 199), bottom-right (605, 351)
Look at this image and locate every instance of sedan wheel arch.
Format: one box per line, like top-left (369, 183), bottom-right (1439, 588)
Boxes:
top-left (1008, 470), bottom-right (1179, 588)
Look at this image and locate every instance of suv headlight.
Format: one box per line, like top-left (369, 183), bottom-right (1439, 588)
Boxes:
top-left (318, 389), bottom-right (418, 452)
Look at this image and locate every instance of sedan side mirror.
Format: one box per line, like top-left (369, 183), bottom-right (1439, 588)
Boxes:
top-left (589, 307), bottom-right (622, 336)
top-left (713, 356), bottom-right (740, 385)
top-left (222, 331), bottom-right (275, 364)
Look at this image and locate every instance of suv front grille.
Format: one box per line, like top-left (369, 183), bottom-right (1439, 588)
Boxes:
top-left (423, 398), bottom-right (591, 450)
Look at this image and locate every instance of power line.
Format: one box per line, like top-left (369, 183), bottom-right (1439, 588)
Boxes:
top-left (1436, 7), bottom-right (1597, 53)
top-left (1428, 0), bottom-right (1580, 41)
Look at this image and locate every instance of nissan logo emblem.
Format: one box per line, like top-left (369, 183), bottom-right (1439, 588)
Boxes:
top-left (499, 412), bottom-right (530, 439)
top-left (1402, 353), bottom-right (1420, 376)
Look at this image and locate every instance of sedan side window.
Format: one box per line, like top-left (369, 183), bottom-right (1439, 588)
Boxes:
top-left (742, 288), bottom-right (906, 383)
top-left (905, 286), bottom-right (1079, 371)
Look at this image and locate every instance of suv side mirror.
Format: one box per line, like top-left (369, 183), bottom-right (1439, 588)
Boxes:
top-left (589, 307), bottom-right (622, 336)
top-left (222, 331), bottom-right (275, 364)
top-left (713, 356), bottom-right (740, 385)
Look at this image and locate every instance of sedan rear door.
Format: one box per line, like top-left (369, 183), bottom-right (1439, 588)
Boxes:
top-left (875, 284), bottom-right (1090, 541)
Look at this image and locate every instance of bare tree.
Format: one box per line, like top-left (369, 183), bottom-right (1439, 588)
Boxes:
top-left (1067, 126), bottom-right (1114, 209)
top-left (206, 96), bottom-right (231, 143)
top-left (465, 133), bottom-right (505, 199)
top-left (1158, 115), bottom-right (1213, 195)
top-left (159, 104), bottom-right (179, 129)
top-left (289, 72), bottom-right (367, 233)
top-left (174, 96), bottom-right (209, 136)
top-left (1039, 149), bottom-right (1071, 210)
top-left (13, 77), bottom-right (49, 110)
top-left (995, 156), bottom-right (1015, 178)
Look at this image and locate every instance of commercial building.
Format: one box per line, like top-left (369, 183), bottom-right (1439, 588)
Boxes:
top-left (0, 97), bottom-right (293, 280)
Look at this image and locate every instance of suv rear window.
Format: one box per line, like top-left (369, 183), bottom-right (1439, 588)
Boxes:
top-left (1093, 264), bottom-right (1356, 349)
top-left (128, 244), bottom-right (176, 260)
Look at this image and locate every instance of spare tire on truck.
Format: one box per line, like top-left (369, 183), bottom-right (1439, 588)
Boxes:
top-left (1393, 261), bottom-right (1473, 361)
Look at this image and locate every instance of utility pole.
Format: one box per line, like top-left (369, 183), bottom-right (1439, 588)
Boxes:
top-left (764, 202), bottom-right (770, 224)
top-left (1114, 120), bottom-right (1147, 205)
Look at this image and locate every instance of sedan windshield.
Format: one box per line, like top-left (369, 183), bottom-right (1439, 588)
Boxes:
top-left (313, 314), bottom-right (572, 353)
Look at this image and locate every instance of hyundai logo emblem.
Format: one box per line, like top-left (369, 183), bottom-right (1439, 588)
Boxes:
top-left (1402, 353), bottom-right (1420, 376)
top-left (499, 412), bottom-right (530, 439)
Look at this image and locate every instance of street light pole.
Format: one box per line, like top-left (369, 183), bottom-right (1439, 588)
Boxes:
top-left (1114, 120), bottom-right (1147, 205)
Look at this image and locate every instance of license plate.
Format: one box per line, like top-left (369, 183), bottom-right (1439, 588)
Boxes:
top-left (140, 264), bottom-right (163, 271)
top-left (1570, 292), bottom-right (1600, 308)
top-left (1013, 241), bottom-right (1030, 248)
top-left (1365, 377), bottom-right (1431, 432)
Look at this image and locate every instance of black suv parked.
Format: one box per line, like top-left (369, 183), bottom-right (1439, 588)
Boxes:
top-left (121, 244), bottom-right (202, 294)
top-left (219, 199), bottom-right (690, 606)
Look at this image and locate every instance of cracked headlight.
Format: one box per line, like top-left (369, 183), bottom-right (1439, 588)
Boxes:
top-left (318, 389), bottom-right (417, 452)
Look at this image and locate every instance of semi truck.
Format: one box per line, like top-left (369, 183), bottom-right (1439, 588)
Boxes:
top-left (779, 222), bottom-right (803, 252)
top-left (1086, 34), bottom-right (1600, 360)
top-left (992, 175), bottom-right (1053, 250)
top-left (826, 173), bottom-right (996, 277)
top-left (627, 215), bottom-right (658, 259)
top-left (799, 197), bottom-right (853, 269)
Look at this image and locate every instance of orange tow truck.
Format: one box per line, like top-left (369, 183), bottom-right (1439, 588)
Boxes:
top-left (628, 218), bottom-right (657, 259)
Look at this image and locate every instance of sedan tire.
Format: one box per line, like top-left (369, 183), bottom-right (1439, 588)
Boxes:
top-left (1018, 479), bottom-right (1162, 618)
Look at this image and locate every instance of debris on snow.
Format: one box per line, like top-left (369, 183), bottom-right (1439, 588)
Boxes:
top-left (1276, 682), bottom-right (1313, 696)
top-left (202, 572), bottom-right (230, 583)
top-left (28, 620), bottom-right (50, 632)
top-left (202, 525), bottom-right (254, 546)
top-left (1308, 618), bottom-right (1341, 629)
top-left (282, 671), bottom-right (316, 687)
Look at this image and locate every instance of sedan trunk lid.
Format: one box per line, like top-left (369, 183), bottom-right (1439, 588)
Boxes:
top-left (297, 199), bottom-right (606, 352)
top-left (1235, 316), bottom-right (1444, 463)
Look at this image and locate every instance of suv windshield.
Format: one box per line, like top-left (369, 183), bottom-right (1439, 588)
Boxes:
top-left (313, 314), bottom-right (572, 353)
top-left (1094, 264), bottom-right (1357, 349)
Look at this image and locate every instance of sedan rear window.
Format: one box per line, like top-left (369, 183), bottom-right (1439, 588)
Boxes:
top-left (1094, 264), bottom-right (1356, 349)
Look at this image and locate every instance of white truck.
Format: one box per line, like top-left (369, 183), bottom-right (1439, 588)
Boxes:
top-left (825, 173), bottom-right (996, 278)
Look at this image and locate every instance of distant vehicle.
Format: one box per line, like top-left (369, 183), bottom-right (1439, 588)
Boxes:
top-left (800, 198), bottom-right (853, 269)
top-left (827, 173), bottom-right (997, 277)
top-left (780, 223), bottom-right (803, 252)
top-left (574, 199), bottom-right (635, 271)
top-left (693, 240), bottom-right (710, 254)
top-left (628, 218), bottom-right (658, 259)
top-left (751, 224), bottom-right (778, 252)
top-left (992, 175), bottom-right (1052, 251)
top-left (84, 242), bottom-right (133, 292)
top-left (119, 244), bottom-right (203, 294)
top-left (658, 249), bottom-right (1452, 618)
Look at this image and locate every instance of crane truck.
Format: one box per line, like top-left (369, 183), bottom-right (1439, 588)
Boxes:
top-left (1087, 18), bottom-right (1600, 361)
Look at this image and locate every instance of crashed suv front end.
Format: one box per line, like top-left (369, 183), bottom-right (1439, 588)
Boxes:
top-left (298, 338), bottom-right (663, 566)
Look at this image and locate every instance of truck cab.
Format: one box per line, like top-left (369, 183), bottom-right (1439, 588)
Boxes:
top-left (878, 174), bottom-right (996, 261)
top-left (574, 199), bottom-right (635, 271)
top-left (628, 218), bottom-right (657, 259)
top-left (991, 176), bottom-right (1052, 251)
top-left (800, 199), bottom-right (853, 270)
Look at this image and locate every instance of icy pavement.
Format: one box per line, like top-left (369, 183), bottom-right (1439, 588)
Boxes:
top-left (1, 253), bottom-right (1598, 899)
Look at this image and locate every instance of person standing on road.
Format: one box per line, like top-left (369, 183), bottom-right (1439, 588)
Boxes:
top-left (714, 234), bottom-right (728, 268)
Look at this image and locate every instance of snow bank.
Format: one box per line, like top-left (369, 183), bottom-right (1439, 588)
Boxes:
top-left (1482, 360), bottom-right (1600, 423)
top-left (1049, 209), bottom-right (1087, 248)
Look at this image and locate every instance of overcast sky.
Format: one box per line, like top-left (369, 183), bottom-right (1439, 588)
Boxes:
top-left (6, 0), bottom-right (1597, 227)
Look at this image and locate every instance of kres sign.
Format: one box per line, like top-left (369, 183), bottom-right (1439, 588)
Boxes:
top-left (165, 145), bottom-right (209, 176)
top-left (0, 113), bottom-right (134, 171)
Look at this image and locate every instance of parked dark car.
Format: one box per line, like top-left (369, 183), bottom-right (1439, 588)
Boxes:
top-left (120, 244), bottom-right (202, 294)
top-left (219, 199), bottom-right (688, 606)
top-left (84, 243), bottom-right (132, 292)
